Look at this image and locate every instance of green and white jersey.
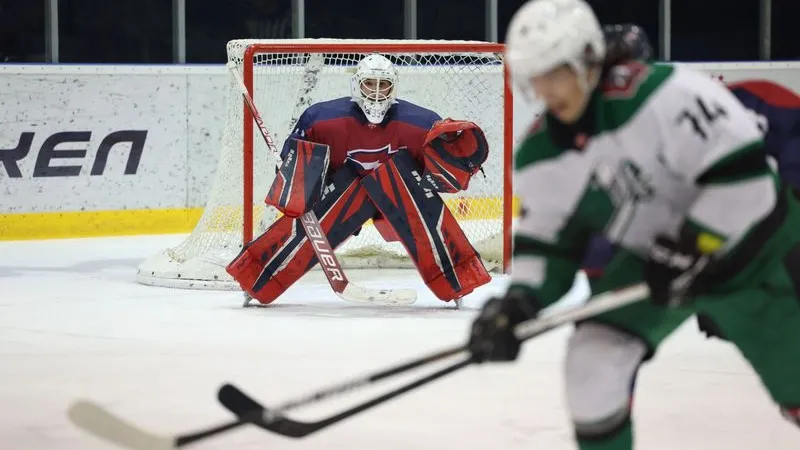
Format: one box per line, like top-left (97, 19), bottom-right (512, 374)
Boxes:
top-left (512, 62), bottom-right (776, 303)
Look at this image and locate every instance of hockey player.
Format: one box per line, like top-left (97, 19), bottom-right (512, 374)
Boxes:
top-left (467, 0), bottom-right (800, 448)
top-left (605, 23), bottom-right (800, 188)
top-left (586, 23), bottom-right (800, 342)
top-left (227, 54), bottom-right (492, 305)
top-left (583, 23), bottom-right (800, 279)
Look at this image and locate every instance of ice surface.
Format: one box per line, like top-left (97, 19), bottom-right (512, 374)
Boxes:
top-left (0, 235), bottom-right (796, 449)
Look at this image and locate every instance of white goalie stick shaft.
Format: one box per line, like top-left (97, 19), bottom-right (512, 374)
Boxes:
top-left (226, 62), bottom-right (416, 305)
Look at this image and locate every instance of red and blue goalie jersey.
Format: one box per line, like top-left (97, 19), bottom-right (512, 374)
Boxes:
top-left (280, 97), bottom-right (442, 175)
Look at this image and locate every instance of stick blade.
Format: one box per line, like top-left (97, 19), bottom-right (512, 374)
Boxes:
top-left (67, 401), bottom-right (176, 450)
top-left (217, 384), bottom-right (313, 438)
top-left (338, 283), bottom-right (417, 306)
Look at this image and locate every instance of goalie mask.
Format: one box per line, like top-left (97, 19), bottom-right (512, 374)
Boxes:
top-left (351, 54), bottom-right (398, 124)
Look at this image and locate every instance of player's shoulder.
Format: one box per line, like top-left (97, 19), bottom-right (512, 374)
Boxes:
top-left (301, 97), bottom-right (360, 122)
top-left (602, 63), bottom-right (745, 128)
top-left (389, 99), bottom-right (442, 129)
top-left (594, 61), bottom-right (678, 129)
top-left (656, 64), bottom-right (759, 118)
top-left (653, 67), bottom-right (765, 174)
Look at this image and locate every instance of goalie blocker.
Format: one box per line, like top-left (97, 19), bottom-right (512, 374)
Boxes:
top-left (265, 139), bottom-right (330, 218)
top-left (227, 120), bottom-right (491, 304)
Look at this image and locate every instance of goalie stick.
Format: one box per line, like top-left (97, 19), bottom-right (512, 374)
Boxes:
top-left (227, 61), bottom-right (416, 306)
top-left (65, 282), bottom-right (647, 449)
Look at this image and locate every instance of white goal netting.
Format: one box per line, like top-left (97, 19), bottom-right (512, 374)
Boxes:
top-left (137, 39), bottom-right (511, 290)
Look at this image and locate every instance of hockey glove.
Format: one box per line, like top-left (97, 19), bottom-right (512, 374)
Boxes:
top-left (644, 234), bottom-right (707, 307)
top-left (468, 291), bottom-right (541, 363)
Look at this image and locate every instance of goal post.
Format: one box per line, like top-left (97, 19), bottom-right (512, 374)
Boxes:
top-left (136, 39), bottom-right (513, 290)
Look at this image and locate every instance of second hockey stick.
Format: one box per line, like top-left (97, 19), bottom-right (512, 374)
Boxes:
top-left (65, 283), bottom-right (646, 449)
top-left (227, 62), bottom-right (416, 306)
top-left (217, 283), bottom-right (649, 438)
top-left (66, 345), bottom-right (465, 450)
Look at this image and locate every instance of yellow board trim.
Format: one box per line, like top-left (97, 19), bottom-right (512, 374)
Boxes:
top-left (0, 208), bottom-right (205, 241)
top-left (0, 196), bottom-right (521, 241)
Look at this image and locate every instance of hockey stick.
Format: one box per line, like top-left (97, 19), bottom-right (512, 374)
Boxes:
top-left (65, 283), bottom-right (646, 448)
top-left (67, 401), bottom-right (248, 450)
top-left (216, 360), bottom-right (472, 438)
top-left (66, 345), bottom-right (465, 450)
top-left (217, 282), bottom-right (649, 438)
top-left (227, 61), bottom-right (416, 306)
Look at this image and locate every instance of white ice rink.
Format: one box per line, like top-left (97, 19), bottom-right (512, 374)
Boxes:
top-left (1, 235), bottom-right (797, 449)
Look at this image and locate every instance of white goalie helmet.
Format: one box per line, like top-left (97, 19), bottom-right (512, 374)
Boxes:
top-left (505, 0), bottom-right (606, 99)
top-left (350, 54), bottom-right (398, 124)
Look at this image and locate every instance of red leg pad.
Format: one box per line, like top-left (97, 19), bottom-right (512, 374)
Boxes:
top-left (362, 151), bottom-right (491, 301)
top-left (226, 215), bottom-right (300, 304)
top-left (227, 166), bottom-right (376, 304)
top-left (373, 215), bottom-right (400, 242)
top-left (426, 254), bottom-right (490, 300)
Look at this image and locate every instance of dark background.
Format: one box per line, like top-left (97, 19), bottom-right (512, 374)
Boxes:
top-left (1, 0), bottom-right (797, 63)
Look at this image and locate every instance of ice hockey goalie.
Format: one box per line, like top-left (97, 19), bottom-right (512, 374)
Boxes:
top-left (226, 54), bottom-right (492, 305)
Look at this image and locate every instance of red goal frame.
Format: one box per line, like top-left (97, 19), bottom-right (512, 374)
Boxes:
top-left (241, 42), bottom-right (513, 274)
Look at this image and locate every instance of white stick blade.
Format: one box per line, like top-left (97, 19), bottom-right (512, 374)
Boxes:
top-left (339, 284), bottom-right (417, 305)
top-left (67, 401), bottom-right (176, 450)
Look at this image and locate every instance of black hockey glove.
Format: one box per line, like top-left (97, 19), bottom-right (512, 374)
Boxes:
top-left (644, 234), bottom-right (707, 307)
top-left (468, 291), bottom-right (541, 363)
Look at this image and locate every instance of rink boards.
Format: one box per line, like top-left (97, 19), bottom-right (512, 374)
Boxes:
top-left (1, 61), bottom-right (799, 240)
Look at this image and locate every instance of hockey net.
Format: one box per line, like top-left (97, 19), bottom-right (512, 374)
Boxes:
top-left (137, 39), bottom-right (512, 290)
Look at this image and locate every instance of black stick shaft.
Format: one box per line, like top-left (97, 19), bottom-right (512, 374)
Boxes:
top-left (174, 419), bottom-right (246, 447)
top-left (267, 345), bottom-right (466, 414)
top-left (220, 357), bottom-right (474, 438)
top-left (287, 357), bottom-right (474, 436)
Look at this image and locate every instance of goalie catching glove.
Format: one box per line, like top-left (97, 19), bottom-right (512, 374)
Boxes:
top-left (419, 119), bottom-right (489, 193)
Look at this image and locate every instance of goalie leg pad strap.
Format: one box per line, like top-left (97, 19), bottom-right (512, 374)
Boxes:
top-left (361, 150), bottom-right (490, 301)
top-left (227, 166), bottom-right (375, 304)
top-left (265, 139), bottom-right (331, 218)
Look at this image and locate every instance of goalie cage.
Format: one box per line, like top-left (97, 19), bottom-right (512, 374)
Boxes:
top-left (136, 38), bottom-right (514, 290)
